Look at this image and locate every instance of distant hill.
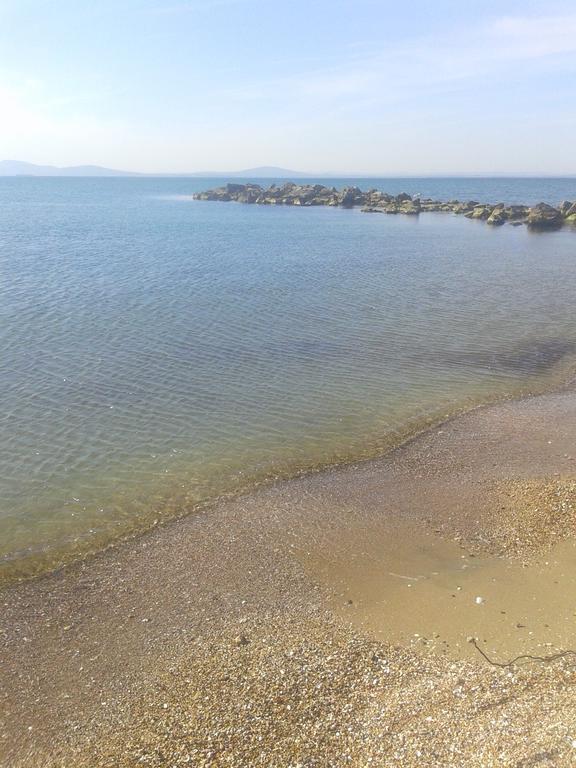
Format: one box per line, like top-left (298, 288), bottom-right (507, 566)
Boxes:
top-left (0, 161), bottom-right (311, 178)
top-left (187, 166), bottom-right (311, 178)
top-left (0, 160), bottom-right (141, 177)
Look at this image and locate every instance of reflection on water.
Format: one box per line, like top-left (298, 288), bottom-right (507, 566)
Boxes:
top-left (1, 177), bottom-right (576, 581)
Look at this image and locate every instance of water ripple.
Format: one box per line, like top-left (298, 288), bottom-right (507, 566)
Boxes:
top-left (1, 177), bottom-right (576, 579)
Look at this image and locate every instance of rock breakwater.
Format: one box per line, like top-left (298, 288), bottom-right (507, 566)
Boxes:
top-left (194, 182), bottom-right (576, 230)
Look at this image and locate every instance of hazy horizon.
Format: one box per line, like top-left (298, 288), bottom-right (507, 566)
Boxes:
top-left (2, 160), bottom-right (576, 179)
top-left (1, 0), bottom-right (575, 175)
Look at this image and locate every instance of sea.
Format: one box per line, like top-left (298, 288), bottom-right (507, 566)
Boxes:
top-left (1, 176), bottom-right (576, 581)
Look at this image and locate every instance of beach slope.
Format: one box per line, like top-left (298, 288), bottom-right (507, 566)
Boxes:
top-left (2, 389), bottom-right (576, 766)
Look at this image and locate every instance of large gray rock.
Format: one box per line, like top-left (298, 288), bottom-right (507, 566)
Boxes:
top-left (399, 200), bottom-right (421, 215)
top-left (505, 205), bottom-right (530, 221)
top-left (452, 202), bottom-right (477, 214)
top-left (526, 203), bottom-right (563, 230)
top-left (486, 206), bottom-right (506, 226)
top-left (194, 183), bottom-right (264, 202)
top-left (338, 186), bottom-right (365, 208)
top-left (485, 203), bottom-right (528, 225)
top-left (465, 205), bottom-right (493, 220)
top-left (565, 206), bottom-right (576, 224)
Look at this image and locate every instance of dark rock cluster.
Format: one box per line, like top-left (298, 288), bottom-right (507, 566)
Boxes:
top-left (194, 183), bottom-right (576, 230)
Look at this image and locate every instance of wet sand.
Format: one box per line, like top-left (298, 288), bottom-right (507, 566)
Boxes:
top-left (2, 389), bottom-right (576, 766)
top-left (306, 527), bottom-right (576, 661)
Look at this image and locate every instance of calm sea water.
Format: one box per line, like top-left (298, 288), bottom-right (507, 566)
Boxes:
top-left (1, 176), bottom-right (576, 580)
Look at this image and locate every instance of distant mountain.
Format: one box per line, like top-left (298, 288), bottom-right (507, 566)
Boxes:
top-left (186, 166), bottom-right (311, 178)
top-left (0, 161), bottom-right (312, 178)
top-left (0, 160), bottom-right (141, 177)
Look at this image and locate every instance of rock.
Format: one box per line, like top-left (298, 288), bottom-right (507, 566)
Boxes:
top-left (486, 209), bottom-right (506, 226)
top-left (505, 205), bottom-right (530, 221)
top-left (339, 187), bottom-right (365, 208)
top-left (194, 183), bottom-right (263, 202)
top-left (365, 190), bottom-right (393, 206)
top-left (526, 203), bottom-right (563, 230)
top-left (563, 202), bottom-right (576, 223)
top-left (226, 183), bottom-right (249, 194)
top-left (452, 202), bottom-right (476, 214)
top-left (399, 200), bottom-right (421, 215)
top-left (421, 201), bottom-right (450, 212)
top-left (465, 205), bottom-right (493, 220)
top-left (194, 184), bottom-right (574, 233)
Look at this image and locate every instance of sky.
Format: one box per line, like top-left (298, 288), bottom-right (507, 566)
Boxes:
top-left (0, 0), bottom-right (575, 175)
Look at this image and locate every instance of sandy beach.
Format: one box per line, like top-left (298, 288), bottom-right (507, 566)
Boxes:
top-left (2, 387), bottom-right (576, 766)
top-left (3, 0), bottom-right (576, 765)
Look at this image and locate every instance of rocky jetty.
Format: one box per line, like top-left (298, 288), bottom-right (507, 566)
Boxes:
top-left (194, 182), bottom-right (576, 231)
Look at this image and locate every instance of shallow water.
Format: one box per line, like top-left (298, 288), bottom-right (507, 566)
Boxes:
top-left (1, 177), bottom-right (576, 580)
top-left (306, 527), bottom-right (576, 661)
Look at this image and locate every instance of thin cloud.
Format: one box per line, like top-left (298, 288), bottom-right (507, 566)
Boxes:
top-left (491, 13), bottom-right (576, 58)
top-left (219, 10), bottom-right (576, 111)
top-left (143, 0), bottom-right (248, 14)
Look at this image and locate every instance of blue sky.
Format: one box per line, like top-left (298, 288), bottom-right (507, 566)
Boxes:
top-left (0, 0), bottom-right (575, 174)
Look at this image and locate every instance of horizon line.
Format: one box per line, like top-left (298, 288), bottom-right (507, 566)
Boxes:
top-left (3, 173), bottom-right (576, 179)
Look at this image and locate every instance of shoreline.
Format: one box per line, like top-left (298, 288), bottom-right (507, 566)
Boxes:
top-left (2, 384), bottom-right (576, 765)
top-left (3, 345), bottom-right (576, 590)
